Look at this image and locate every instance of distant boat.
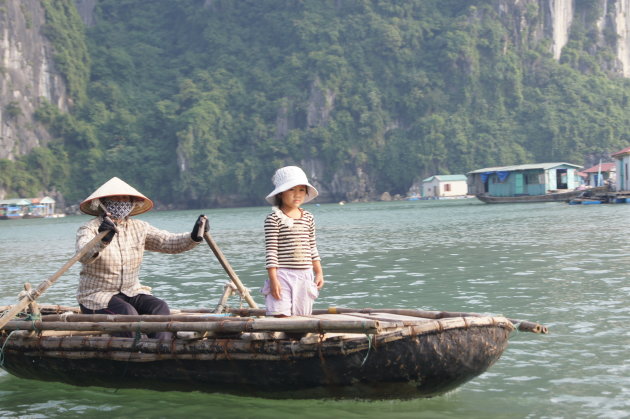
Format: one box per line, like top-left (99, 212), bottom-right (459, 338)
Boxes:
top-left (22, 204), bottom-right (47, 219)
top-left (476, 187), bottom-right (607, 204)
top-left (0, 206), bottom-right (23, 220)
top-left (44, 213), bottom-right (66, 218)
top-left (569, 198), bottom-right (602, 205)
top-left (0, 197), bottom-right (57, 219)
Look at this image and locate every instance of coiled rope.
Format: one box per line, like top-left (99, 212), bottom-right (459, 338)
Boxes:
top-left (0, 331), bottom-right (18, 367)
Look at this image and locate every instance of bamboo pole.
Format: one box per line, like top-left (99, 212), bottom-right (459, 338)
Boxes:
top-left (4, 305), bottom-right (547, 334)
top-left (213, 282), bottom-right (237, 313)
top-left (226, 307), bottom-right (549, 334)
top-left (2, 317), bottom-right (380, 334)
top-left (202, 229), bottom-right (258, 309)
top-left (23, 283), bottom-right (40, 337)
top-left (38, 313), bottom-right (236, 322)
top-left (1, 334), bottom-right (371, 360)
top-left (0, 304), bottom-right (80, 315)
top-left (23, 283), bottom-right (40, 317)
top-left (0, 230), bottom-right (109, 329)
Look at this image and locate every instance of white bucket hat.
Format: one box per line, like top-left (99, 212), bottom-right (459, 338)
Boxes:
top-left (80, 177), bottom-right (154, 216)
top-left (265, 166), bottom-right (319, 204)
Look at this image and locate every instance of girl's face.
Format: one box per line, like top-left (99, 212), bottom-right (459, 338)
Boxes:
top-left (280, 185), bottom-right (308, 209)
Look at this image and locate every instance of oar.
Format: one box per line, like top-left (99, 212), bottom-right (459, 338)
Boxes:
top-left (0, 230), bottom-right (109, 329)
top-left (199, 217), bottom-right (258, 309)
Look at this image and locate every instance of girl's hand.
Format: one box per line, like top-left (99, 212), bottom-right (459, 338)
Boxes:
top-left (315, 273), bottom-right (324, 289)
top-left (270, 278), bottom-right (282, 300)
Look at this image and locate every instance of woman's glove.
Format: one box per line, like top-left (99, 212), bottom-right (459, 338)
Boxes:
top-left (191, 215), bottom-right (209, 242)
top-left (98, 217), bottom-right (118, 243)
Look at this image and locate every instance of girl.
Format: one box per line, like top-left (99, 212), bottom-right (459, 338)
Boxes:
top-left (262, 166), bottom-right (324, 316)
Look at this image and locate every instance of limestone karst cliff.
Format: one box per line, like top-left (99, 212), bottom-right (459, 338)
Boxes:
top-left (0, 0), bottom-right (68, 161)
top-left (2, 0), bottom-right (630, 206)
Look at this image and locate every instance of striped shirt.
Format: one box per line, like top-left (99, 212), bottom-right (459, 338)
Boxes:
top-left (264, 208), bottom-right (320, 269)
top-left (76, 217), bottom-right (198, 310)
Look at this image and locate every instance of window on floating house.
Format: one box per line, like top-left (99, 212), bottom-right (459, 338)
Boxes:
top-left (444, 183), bottom-right (451, 192)
top-left (525, 173), bottom-right (543, 184)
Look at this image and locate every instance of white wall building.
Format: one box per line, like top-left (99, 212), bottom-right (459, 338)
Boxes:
top-left (422, 175), bottom-right (468, 198)
top-left (612, 146), bottom-right (630, 191)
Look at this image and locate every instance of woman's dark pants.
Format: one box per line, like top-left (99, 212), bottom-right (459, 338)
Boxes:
top-left (80, 293), bottom-right (172, 340)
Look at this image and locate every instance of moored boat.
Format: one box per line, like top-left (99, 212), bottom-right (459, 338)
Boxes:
top-left (0, 304), bottom-right (546, 399)
top-left (0, 206), bottom-right (23, 220)
top-left (476, 188), bottom-right (584, 203)
top-left (476, 186), bottom-right (609, 204)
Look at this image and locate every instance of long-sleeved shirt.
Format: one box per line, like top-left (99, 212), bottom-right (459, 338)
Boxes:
top-left (264, 208), bottom-right (320, 269)
top-left (76, 217), bottom-right (198, 310)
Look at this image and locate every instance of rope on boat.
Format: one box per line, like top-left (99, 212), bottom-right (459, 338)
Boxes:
top-left (118, 322), bottom-right (145, 390)
top-left (133, 323), bottom-right (143, 348)
top-left (24, 313), bottom-right (41, 335)
top-left (0, 331), bottom-right (18, 367)
top-left (0, 309), bottom-right (9, 325)
top-left (361, 333), bottom-right (373, 367)
top-left (0, 291), bottom-right (35, 327)
top-left (18, 289), bottom-right (36, 302)
top-left (359, 320), bottom-right (376, 367)
top-left (59, 311), bottom-right (74, 321)
top-left (237, 287), bottom-right (253, 309)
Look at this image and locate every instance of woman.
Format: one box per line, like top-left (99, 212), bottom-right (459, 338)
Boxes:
top-left (76, 176), bottom-right (208, 340)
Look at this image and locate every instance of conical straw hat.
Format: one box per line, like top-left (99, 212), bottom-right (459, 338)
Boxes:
top-left (80, 177), bottom-right (154, 216)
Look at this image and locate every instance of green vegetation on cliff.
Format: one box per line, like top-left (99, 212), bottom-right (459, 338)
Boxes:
top-left (4, 0), bottom-right (630, 206)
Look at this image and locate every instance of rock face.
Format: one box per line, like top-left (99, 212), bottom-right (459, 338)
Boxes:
top-left (300, 159), bottom-right (377, 203)
top-left (0, 0), bottom-right (69, 160)
top-left (496, 0), bottom-right (630, 76)
top-left (74, 0), bottom-right (97, 27)
top-left (6, 1), bottom-right (630, 205)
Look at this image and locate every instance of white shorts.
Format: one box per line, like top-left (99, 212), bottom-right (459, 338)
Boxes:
top-left (261, 268), bottom-right (319, 316)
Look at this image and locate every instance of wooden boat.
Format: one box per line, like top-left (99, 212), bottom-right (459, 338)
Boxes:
top-left (476, 186), bottom-right (608, 204)
top-left (0, 206), bottom-right (23, 220)
top-left (0, 304), bottom-right (546, 399)
top-left (568, 198), bottom-right (603, 205)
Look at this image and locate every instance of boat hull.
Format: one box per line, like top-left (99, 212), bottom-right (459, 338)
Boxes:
top-left (476, 186), bottom-right (607, 204)
top-left (0, 316), bottom-right (512, 399)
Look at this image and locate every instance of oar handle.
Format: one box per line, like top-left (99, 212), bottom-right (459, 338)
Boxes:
top-left (203, 231), bottom-right (258, 309)
top-left (0, 230), bottom-right (109, 329)
top-left (96, 202), bottom-right (119, 234)
top-left (196, 216), bottom-right (207, 242)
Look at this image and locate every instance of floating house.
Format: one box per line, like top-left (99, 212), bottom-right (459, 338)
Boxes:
top-left (421, 175), bottom-right (468, 198)
top-left (580, 162), bottom-right (616, 187)
top-left (0, 196), bottom-right (57, 219)
top-left (27, 196), bottom-right (56, 217)
top-left (612, 146), bottom-right (630, 192)
top-left (467, 163), bottom-right (583, 202)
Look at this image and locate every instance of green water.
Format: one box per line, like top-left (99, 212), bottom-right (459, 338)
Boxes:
top-left (0, 200), bottom-right (628, 418)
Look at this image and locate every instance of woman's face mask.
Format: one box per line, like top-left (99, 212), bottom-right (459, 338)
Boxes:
top-left (102, 197), bottom-right (134, 220)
